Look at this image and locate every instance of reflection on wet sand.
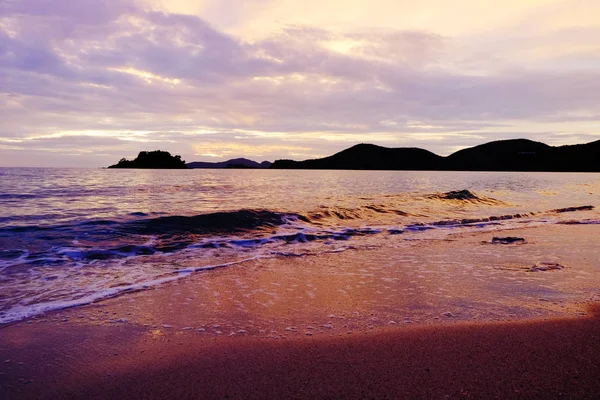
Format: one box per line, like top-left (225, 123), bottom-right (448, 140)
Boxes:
top-left (29, 223), bottom-right (599, 338)
top-left (2, 223), bottom-right (600, 399)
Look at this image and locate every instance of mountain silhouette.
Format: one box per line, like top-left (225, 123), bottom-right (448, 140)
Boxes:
top-left (272, 144), bottom-right (443, 170)
top-left (271, 139), bottom-right (600, 172)
top-left (186, 158), bottom-right (272, 169)
top-left (446, 139), bottom-right (552, 171)
top-left (108, 151), bottom-right (187, 169)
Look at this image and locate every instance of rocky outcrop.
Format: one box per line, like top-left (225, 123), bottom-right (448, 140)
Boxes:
top-left (108, 151), bottom-right (187, 169)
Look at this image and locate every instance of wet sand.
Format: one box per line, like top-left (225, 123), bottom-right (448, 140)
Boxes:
top-left (2, 224), bottom-right (600, 399)
top-left (3, 307), bottom-right (600, 399)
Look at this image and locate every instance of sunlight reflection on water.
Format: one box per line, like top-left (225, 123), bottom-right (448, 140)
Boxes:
top-left (0, 168), bottom-right (598, 324)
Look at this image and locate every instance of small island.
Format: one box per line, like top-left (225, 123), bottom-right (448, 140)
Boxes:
top-left (186, 158), bottom-right (272, 169)
top-left (108, 150), bottom-right (188, 169)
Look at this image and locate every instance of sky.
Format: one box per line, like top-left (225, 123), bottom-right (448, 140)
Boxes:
top-left (1, 0), bottom-right (599, 167)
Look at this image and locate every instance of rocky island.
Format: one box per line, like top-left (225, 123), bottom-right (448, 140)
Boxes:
top-left (108, 150), bottom-right (188, 169)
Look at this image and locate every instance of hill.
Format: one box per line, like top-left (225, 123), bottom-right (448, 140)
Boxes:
top-left (446, 139), bottom-right (552, 171)
top-left (549, 140), bottom-right (600, 172)
top-left (108, 151), bottom-right (187, 169)
top-left (186, 158), bottom-right (272, 169)
top-left (272, 144), bottom-right (443, 170)
top-left (270, 139), bottom-right (600, 172)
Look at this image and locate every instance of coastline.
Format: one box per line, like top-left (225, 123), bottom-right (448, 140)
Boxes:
top-left (2, 223), bottom-right (599, 399)
top-left (3, 305), bottom-right (600, 399)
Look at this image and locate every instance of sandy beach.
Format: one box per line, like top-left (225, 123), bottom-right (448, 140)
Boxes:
top-left (3, 0), bottom-right (600, 397)
top-left (2, 224), bottom-right (599, 399)
top-left (2, 305), bottom-right (600, 399)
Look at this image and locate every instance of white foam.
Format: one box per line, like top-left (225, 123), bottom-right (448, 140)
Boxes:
top-left (0, 256), bottom-right (265, 325)
top-left (56, 247), bottom-right (85, 259)
top-left (3, 204), bottom-right (595, 326)
top-left (0, 272), bottom-right (187, 324)
top-left (0, 250), bottom-right (30, 271)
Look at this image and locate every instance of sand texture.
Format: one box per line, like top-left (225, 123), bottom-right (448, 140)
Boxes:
top-left (1, 224), bottom-right (599, 399)
top-left (2, 308), bottom-right (600, 399)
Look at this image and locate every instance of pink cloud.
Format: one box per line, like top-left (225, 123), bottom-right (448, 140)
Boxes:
top-left (0, 0), bottom-right (599, 166)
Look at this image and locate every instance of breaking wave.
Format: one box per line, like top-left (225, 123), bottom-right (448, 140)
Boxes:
top-left (0, 184), bottom-right (596, 325)
top-left (426, 189), bottom-right (506, 205)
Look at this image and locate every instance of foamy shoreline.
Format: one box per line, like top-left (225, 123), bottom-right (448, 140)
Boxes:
top-left (3, 223), bottom-right (599, 330)
top-left (2, 204), bottom-right (597, 326)
top-left (2, 223), bottom-right (600, 398)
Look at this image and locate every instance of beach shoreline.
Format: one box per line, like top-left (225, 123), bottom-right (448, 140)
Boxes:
top-left (2, 304), bottom-right (600, 399)
top-left (2, 223), bottom-right (599, 399)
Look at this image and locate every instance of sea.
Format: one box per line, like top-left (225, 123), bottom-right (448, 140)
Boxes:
top-left (1, 168), bottom-right (599, 324)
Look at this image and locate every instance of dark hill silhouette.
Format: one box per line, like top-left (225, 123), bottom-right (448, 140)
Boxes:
top-left (108, 151), bottom-right (187, 169)
top-left (270, 139), bottom-right (600, 172)
top-left (273, 144), bottom-right (443, 170)
top-left (446, 139), bottom-right (552, 171)
top-left (186, 158), bottom-right (272, 169)
top-left (550, 140), bottom-right (600, 172)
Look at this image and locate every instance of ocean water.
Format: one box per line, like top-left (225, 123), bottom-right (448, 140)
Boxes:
top-left (0, 167), bottom-right (598, 324)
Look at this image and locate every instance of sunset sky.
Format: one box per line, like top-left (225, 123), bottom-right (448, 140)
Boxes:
top-left (1, 0), bottom-right (599, 167)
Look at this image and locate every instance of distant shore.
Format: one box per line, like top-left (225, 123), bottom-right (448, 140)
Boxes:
top-left (269, 139), bottom-right (600, 172)
top-left (107, 138), bottom-right (600, 171)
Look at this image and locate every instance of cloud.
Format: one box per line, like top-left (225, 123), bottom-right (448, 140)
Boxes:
top-left (0, 0), bottom-right (599, 166)
top-left (192, 141), bottom-right (313, 159)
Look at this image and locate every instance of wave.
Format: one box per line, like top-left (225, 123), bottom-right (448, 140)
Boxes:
top-left (54, 244), bottom-right (159, 261)
top-left (124, 209), bottom-right (290, 235)
top-left (191, 227), bottom-right (383, 249)
top-left (0, 201), bottom-right (596, 324)
top-left (0, 190), bottom-right (521, 236)
top-left (404, 205), bottom-right (595, 231)
top-left (549, 205), bottom-right (594, 213)
top-left (0, 209), bottom-right (290, 233)
top-left (426, 189), bottom-right (506, 205)
top-left (0, 205), bottom-right (404, 238)
top-left (298, 205), bottom-right (409, 223)
top-left (557, 219), bottom-right (600, 225)
top-left (0, 193), bottom-right (39, 200)
top-left (0, 256), bottom-right (265, 325)
top-left (1, 204), bottom-right (594, 270)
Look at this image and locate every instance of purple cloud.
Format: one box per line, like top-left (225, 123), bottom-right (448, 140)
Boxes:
top-left (0, 0), bottom-right (599, 166)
